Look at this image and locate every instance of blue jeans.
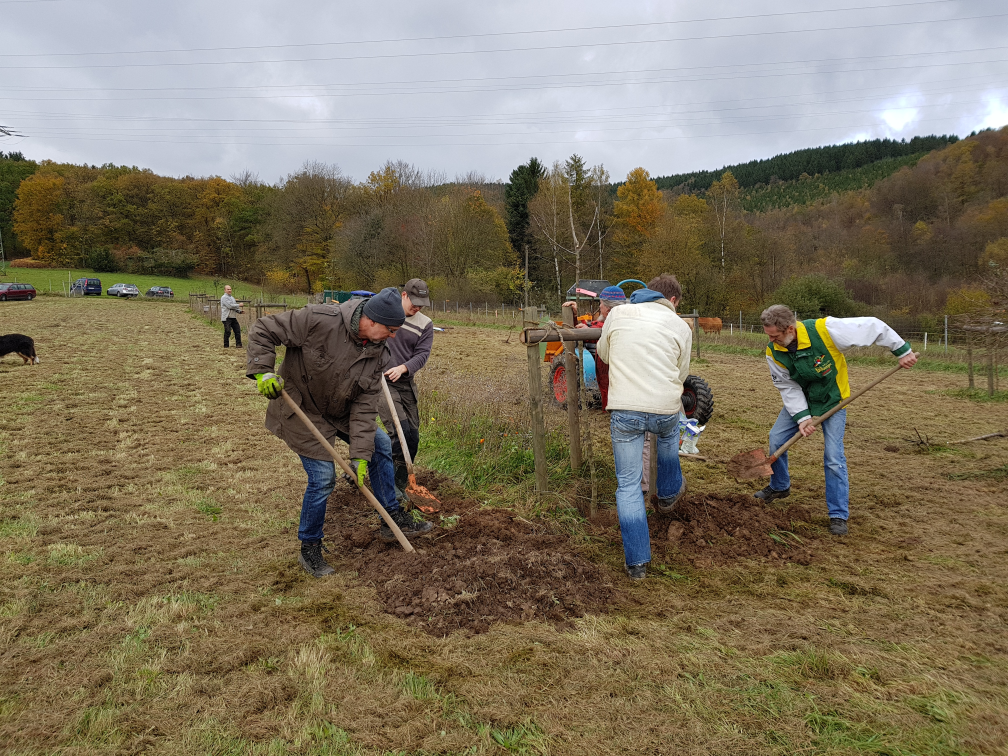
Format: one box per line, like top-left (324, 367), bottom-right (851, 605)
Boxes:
top-left (768, 407), bottom-right (849, 520)
top-left (610, 411), bottom-right (683, 568)
top-left (297, 426), bottom-right (399, 542)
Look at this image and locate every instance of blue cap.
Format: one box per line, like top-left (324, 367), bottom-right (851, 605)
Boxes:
top-left (362, 286), bottom-right (406, 327)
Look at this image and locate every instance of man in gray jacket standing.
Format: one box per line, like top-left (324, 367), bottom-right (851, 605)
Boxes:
top-left (221, 285), bottom-right (243, 348)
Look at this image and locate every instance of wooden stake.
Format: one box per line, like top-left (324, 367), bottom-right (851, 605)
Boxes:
top-left (968, 332), bottom-right (974, 389)
top-left (987, 327), bottom-right (995, 398)
top-left (525, 306), bottom-right (549, 494)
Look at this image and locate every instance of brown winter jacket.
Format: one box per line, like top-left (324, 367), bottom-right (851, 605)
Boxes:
top-left (245, 299), bottom-right (391, 462)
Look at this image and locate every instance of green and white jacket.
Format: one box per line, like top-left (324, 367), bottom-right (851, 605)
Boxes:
top-left (766, 317), bottom-right (911, 422)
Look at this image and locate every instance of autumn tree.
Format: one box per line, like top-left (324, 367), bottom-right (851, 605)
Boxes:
top-left (13, 171), bottom-right (67, 265)
top-left (613, 167), bottom-right (663, 255)
top-left (268, 161), bottom-right (351, 292)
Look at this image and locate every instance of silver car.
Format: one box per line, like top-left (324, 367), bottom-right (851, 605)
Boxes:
top-left (107, 283), bottom-right (140, 298)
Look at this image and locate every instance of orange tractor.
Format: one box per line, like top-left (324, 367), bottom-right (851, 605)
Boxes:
top-left (544, 279), bottom-right (714, 426)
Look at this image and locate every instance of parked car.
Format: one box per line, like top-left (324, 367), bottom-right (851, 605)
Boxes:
top-left (0, 282), bottom-right (37, 301)
top-left (70, 278), bottom-right (102, 296)
top-left (107, 283), bottom-right (140, 298)
top-left (145, 286), bottom-right (174, 298)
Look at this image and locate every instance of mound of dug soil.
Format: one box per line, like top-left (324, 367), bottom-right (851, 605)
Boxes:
top-left (322, 476), bottom-right (624, 636)
top-left (650, 493), bottom-right (818, 567)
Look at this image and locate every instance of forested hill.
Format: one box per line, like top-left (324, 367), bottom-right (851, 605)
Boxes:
top-left (655, 135), bottom-right (958, 192)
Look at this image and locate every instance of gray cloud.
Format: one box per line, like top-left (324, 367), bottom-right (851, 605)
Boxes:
top-left (2, 0), bottom-right (1006, 183)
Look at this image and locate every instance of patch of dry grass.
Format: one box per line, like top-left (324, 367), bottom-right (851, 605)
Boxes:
top-left (1, 300), bottom-right (1007, 754)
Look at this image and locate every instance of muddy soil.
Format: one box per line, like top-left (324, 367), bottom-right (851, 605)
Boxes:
top-left (651, 493), bottom-right (818, 567)
top-left (322, 475), bottom-right (625, 636)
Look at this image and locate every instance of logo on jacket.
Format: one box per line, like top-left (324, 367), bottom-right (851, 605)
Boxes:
top-left (813, 354), bottom-right (833, 376)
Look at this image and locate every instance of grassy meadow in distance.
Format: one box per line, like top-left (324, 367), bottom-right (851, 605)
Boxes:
top-left (0, 266), bottom-right (311, 306)
top-left (1, 297), bottom-right (1007, 755)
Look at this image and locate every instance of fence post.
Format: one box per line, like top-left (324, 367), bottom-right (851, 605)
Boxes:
top-left (924, 332), bottom-right (928, 351)
top-left (987, 327), bottom-right (995, 398)
top-left (561, 305), bottom-right (582, 473)
top-left (692, 310), bottom-right (700, 359)
top-left (967, 331), bottom-right (974, 389)
top-left (524, 306), bottom-right (548, 494)
top-left (944, 315), bottom-right (948, 354)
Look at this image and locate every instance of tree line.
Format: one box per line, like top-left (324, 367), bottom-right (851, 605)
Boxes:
top-left (651, 135), bottom-right (958, 193)
top-left (3, 128), bottom-right (1007, 323)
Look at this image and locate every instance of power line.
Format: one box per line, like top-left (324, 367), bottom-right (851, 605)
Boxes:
top-left (3, 113), bottom-right (982, 150)
top-left (5, 74), bottom-right (1001, 127)
top-left (4, 12), bottom-right (1005, 70)
top-left (0, 0), bottom-right (980, 58)
top-left (10, 91), bottom-right (996, 138)
top-left (2, 45), bottom-right (1005, 98)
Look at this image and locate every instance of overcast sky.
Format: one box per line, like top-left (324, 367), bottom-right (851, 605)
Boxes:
top-left (2, 0), bottom-right (1006, 184)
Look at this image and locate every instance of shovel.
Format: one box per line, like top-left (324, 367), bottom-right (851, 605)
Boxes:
top-left (727, 358), bottom-right (915, 480)
top-left (280, 389), bottom-right (414, 553)
top-left (380, 375), bottom-right (442, 513)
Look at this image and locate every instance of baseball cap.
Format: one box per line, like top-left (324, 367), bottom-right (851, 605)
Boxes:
top-left (404, 278), bottom-right (431, 308)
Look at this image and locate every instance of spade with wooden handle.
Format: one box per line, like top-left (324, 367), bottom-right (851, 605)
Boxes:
top-left (380, 375), bottom-right (441, 513)
top-left (280, 389), bottom-right (414, 553)
top-left (727, 357), bottom-right (916, 480)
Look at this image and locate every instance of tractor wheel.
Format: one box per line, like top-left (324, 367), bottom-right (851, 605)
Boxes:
top-left (549, 356), bottom-right (567, 407)
top-left (681, 375), bottom-right (714, 425)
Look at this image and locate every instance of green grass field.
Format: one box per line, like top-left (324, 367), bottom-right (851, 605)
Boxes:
top-left (0, 266), bottom-right (311, 306)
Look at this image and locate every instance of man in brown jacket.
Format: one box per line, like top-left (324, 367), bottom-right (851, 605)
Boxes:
top-left (247, 287), bottom-right (433, 578)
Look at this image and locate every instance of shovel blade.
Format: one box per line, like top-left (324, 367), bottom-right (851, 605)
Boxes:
top-left (406, 473), bottom-right (441, 514)
top-left (727, 448), bottom-right (774, 480)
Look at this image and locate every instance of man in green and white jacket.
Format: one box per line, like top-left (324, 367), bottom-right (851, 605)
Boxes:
top-left (756, 305), bottom-right (917, 535)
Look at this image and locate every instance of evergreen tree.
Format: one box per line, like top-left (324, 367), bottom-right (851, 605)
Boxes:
top-left (504, 157), bottom-right (545, 256)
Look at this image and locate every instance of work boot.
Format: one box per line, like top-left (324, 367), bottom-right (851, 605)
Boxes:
top-left (829, 518), bottom-right (849, 536)
top-left (656, 479), bottom-right (687, 514)
top-left (379, 508), bottom-right (434, 543)
top-left (625, 563), bottom-right (647, 581)
top-left (754, 485), bottom-right (790, 502)
top-left (299, 540), bottom-right (335, 578)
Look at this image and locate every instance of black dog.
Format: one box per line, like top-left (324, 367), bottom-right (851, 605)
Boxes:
top-left (0, 334), bottom-right (39, 365)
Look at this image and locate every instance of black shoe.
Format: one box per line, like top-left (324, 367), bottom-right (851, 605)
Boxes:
top-left (299, 540), bottom-right (335, 578)
top-left (754, 485), bottom-right (790, 502)
top-left (625, 563), bottom-right (647, 581)
top-left (656, 479), bottom-right (687, 514)
top-left (829, 518), bottom-right (848, 536)
top-left (379, 508), bottom-right (434, 543)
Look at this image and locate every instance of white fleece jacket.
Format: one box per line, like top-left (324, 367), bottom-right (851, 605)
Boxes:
top-left (597, 298), bottom-right (693, 413)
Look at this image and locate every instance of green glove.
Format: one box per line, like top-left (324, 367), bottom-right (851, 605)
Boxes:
top-left (351, 459), bottom-right (368, 487)
top-left (255, 372), bottom-right (284, 399)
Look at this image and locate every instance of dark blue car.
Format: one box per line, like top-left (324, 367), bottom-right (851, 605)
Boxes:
top-left (70, 278), bottom-right (102, 296)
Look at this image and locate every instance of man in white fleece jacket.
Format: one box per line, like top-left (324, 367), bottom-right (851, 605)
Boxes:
top-left (598, 274), bottom-right (693, 581)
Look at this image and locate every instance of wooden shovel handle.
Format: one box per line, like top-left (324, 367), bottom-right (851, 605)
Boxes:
top-left (768, 356), bottom-right (915, 463)
top-left (380, 375), bottom-right (414, 473)
top-left (281, 389), bottom-right (414, 553)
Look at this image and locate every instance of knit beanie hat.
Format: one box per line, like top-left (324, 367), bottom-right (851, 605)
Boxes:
top-left (599, 285), bottom-right (627, 304)
top-left (362, 286), bottom-right (406, 327)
